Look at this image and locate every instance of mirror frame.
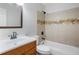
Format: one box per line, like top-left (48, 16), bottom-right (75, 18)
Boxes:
top-left (0, 8), bottom-right (23, 28)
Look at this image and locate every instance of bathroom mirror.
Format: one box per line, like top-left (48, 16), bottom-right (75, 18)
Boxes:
top-left (0, 3), bottom-right (22, 28)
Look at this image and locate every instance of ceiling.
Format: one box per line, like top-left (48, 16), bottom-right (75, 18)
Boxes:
top-left (42, 3), bottom-right (79, 13)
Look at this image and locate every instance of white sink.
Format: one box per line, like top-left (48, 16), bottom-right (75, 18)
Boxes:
top-left (0, 36), bottom-right (36, 54)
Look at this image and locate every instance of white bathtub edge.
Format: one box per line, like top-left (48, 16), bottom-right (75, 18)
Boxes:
top-left (44, 40), bottom-right (79, 55)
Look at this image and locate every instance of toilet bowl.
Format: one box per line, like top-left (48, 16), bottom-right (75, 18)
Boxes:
top-left (37, 45), bottom-right (51, 55)
top-left (33, 35), bottom-right (51, 54)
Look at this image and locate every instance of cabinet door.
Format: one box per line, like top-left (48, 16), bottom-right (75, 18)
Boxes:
top-left (23, 48), bottom-right (36, 55)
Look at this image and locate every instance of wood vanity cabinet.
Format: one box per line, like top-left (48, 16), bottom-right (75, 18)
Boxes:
top-left (1, 41), bottom-right (36, 55)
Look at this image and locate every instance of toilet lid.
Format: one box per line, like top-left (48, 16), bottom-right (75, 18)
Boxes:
top-left (37, 45), bottom-right (50, 52)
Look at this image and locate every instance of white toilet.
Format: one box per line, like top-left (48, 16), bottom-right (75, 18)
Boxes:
top-left (34, 35), bottom-right (51, 55)
top-left (37, 45), bottom-right (51, 55)
top-left (32, 35), bottom-right (51, 55)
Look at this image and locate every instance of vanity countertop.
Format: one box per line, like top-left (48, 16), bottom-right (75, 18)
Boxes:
top-left (0, 36), bottom-right (37, 54)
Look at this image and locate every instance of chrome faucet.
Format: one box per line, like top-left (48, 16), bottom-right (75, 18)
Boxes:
top-left (8, 32), bottom-right (17, 39)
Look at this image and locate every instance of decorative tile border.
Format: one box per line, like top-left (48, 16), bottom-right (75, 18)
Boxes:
top-left (37, 18), bottom-right (79, 24)
top-left (37, 20), bottom-right (45, 25)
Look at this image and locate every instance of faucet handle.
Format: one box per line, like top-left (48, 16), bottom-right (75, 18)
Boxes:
top-left (8, 34), bottom-right (12, 39)
top-left (13, 32), bottom-right (17, 35)
top-left (13, 32), bottom-right (17, 38)
top-left (13, 32), bottom-right (17, 34)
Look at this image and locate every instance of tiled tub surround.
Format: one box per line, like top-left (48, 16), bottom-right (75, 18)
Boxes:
top-left (41, 7), bottom-right (79, 48)
top-left (38, 19), bottom-right (79, 47)
top-left (37, 18), bottom-right (79, 24)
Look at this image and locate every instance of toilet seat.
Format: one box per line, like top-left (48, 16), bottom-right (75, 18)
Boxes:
top-left (37, 45), bottom-right (51, 55)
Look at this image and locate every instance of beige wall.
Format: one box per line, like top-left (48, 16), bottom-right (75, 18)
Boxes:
top-left (45, 7), bottom-right (79, 47)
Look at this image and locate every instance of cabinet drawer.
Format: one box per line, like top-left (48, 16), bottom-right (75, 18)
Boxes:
top-left (2, 41), bottom-right (36, 55)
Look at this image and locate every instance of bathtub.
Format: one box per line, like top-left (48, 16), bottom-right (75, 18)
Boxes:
top-left (44, 40), bottom-right (79, 55)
